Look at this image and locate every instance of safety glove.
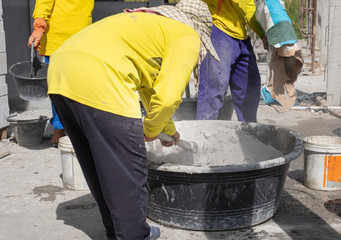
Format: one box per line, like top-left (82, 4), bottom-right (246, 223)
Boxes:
top-left (28, 18), bottom-right (47, 51)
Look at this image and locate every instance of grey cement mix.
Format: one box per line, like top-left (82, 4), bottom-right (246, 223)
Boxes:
top-left (146, 121), bottom-right (283, 167)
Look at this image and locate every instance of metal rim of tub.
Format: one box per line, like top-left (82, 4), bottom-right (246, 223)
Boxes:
top-left (148, 121), bottom-right (303, 174)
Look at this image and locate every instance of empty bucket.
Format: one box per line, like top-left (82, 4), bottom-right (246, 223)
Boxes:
top-left (303, 136), bottom-right (341, 191)
top-left (59, 136), bottom-right (89, 191)
top-left (7, 114), bottom-right (48, 147)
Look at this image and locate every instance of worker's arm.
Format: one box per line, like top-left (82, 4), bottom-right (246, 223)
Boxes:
top-left (142, 34), bottom-right (200, 139)
top-left (28, 0), bottom-right (55, 49)
top-left (245, 0), bottom-right (265, 39)
top-left (32, 0), bottom-right (55, 22)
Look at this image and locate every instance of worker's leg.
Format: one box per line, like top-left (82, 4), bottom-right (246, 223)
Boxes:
top-left (196, 25), bottom-right (240, 120)
top-left (50, 103), bottom-right (65, 145)
top-left (44, 57), bottom-right (65, 145)
top-left (229, 37), bottom-right (261, 122)
top-left (51, 95), bottom-right (150, 240)
top-left (50, 95), bottom-right (117, 239)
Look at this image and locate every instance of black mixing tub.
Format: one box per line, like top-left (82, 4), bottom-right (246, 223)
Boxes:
top-left (146, 121), bottom-right (303, 231)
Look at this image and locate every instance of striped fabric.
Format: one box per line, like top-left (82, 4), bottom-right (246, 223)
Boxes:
top-left (124, 0), bottom-right (219, 82)
top-left (255, 0), bottom-right (297, 47)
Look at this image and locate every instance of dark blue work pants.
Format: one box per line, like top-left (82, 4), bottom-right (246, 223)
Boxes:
top-left (50, 94), bottom-right (150, 240)
top-left (44, 57), bottom-right (64, 130)
top-left (196, 25), bottom-right (261, 122)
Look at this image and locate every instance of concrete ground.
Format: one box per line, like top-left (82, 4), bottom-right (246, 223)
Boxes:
top-left (1, 44), bottom-right (340, 240)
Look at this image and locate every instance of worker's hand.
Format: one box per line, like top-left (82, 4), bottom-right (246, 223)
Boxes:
top-left (172, 131), bottom-right (180, 144)
top-left (28, 18), bottom-right (47, 51)
top-left (262, 35), bottom-right (269, 51)
top-left (144, 135), bottom-right (158, 142)
top-left (158, 131), bottom-right (180, 147)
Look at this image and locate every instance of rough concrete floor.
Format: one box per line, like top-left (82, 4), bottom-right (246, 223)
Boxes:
top-left (0, 45), bottom-right (340, 240)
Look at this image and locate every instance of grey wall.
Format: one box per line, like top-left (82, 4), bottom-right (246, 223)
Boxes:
top-left (3, 0), bottom-right (42, 113)
top-left (92, 0), bottom-right (169, 22)
top-left (93, 2), bottom-right (147, 22)
top-left (3, 0), bottom-right (31, 96)
top-left (0, 0), bottom-right (9, 128)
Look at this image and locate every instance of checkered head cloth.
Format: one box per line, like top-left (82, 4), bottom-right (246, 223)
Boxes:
top-left (124, 0), bottom-right (220, 83)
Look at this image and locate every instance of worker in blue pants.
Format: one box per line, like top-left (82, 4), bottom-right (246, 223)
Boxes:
top-left (196, 25), bottom-right (261, 122)
top-left (196, 0), bottom-right (268, 122)
top-left (44, 57), bottom-right (64, 140)
top-left (28, 0), bottom-right (94, 146)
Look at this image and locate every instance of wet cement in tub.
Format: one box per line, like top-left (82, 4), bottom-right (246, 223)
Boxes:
top-left (146, 121), bottom-right (283, 167)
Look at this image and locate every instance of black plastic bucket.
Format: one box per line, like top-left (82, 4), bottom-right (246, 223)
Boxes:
top-left (7, 114), bottom-right (48, 147)
top-left (146, 121), bottom-right (303, 231)
top-left (9, 61), bottom-right (49, 101)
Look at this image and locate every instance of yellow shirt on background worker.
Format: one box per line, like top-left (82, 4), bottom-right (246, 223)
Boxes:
top-left (32, 0), bottom-right (94, 55)
top-left (48, 12), bottom-right (200, 138)
top-left (202, 0), bottom-right (265, 39)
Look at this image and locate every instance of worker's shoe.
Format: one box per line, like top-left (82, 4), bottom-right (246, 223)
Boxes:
top-left (51, 129), bottom-right (65, 148)
top-left (150, 226), bottom-right (160, 240)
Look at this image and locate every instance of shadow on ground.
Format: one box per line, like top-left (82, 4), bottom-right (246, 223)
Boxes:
top-left (56, 194), bottom-right (106, 240)
top-left (273, 190), bottom-right (341, 239)
top-left (288, 170), bottom-right (304, 185)
top-left (56, 189), bottom-right (341, 240)
top-left (324, 199), bottom-right (341, 217)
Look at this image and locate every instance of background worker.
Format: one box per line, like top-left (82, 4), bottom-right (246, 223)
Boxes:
top-left (28, 0), bottom-right (94, 147)
top-left (47, 0), bottom-right (219, 239)
top-left (196, 0), bottom-right (268, 122)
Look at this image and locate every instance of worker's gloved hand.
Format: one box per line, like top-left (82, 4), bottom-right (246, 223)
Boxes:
top-left (28, 18), bottom-right (47, 51)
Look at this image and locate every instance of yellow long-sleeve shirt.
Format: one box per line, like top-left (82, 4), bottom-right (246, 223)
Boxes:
top-left (33, 0), bottom-right (94, 55)
top-left (48, 13), bottom-right (200, 138)
top-left (202, 0), bottom-right (264, 39)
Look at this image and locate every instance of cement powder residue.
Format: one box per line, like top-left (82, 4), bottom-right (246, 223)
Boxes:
top-left (146, 121), bottom-right (283, 166)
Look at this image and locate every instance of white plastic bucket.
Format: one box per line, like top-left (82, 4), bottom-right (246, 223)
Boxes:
top-left (59, 136), bottom-right (89, 191)
top-left (303, 136), bottom-right (341, 191)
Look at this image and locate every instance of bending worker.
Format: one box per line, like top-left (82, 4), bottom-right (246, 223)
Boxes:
top-left (196, 0), bottom-right (268, 122)
top-left (47, 0), bottom-right (219, 239)
top-left (28, 0), bottom-right (94, 146)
